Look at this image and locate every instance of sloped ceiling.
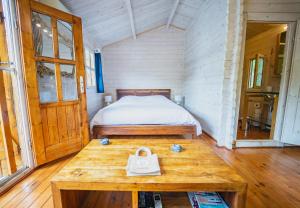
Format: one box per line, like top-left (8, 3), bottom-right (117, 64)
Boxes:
top-left (61, 0), bottom-right (202, 47)
top-left (246, 23), bottom-right (284, 40)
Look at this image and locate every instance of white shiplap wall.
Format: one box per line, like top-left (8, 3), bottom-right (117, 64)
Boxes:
top-left (86, 88), bottom-right (103, 119)
top-left (102, 26), bottom-right (185, 100)
top-left (183, 0), bottom-right (228, 141)
top-left (220, 0), bottom-right (244, 147)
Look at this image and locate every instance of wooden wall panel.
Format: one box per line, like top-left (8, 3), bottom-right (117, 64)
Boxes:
top-left (40, 108), bottom-right (49, 147)
top-left (57, 106), bottom-right (68, 142)
top-left (47, 108), bottom-right (59, 147)
top-left (65, 105), bottom-right (76, 139)
top-left (246, 0), bottom-right (300, 21)
top-left (73, 104), bottom-right (81, 137)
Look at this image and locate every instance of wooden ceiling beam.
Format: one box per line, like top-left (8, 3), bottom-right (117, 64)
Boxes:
top-left (124, 0), bottom-right (136, 39)
top-left (166, 0), bottom-right (180, 29)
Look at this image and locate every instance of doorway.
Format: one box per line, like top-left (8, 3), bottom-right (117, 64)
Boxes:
top-left (237, 23), bottom-right (288, 140)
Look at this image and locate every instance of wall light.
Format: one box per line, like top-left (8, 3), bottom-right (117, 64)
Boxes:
top-left (174, 95), bottom-right (183, 105)
top-left (104, 95), bottom-right (112, 106)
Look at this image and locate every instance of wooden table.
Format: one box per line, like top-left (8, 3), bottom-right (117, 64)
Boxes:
top-left (51, 139), bottom-right (247, 208)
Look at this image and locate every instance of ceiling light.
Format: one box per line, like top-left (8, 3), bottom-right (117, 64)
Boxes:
top-left (43, 29), bottom-right (48, 33)
top-left (36, 23), bottom-right (41, 28)
top-left (49, 33), bottom-right (53, 37)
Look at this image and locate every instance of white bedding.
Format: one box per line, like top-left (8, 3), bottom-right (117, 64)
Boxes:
top-left (90, 95), bottom-right (202, 135)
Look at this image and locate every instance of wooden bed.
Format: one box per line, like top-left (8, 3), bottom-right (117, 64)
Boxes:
top-left (92, 89), bottom-right (197, 139)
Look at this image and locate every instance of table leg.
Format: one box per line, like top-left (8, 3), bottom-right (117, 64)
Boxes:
top-left (51, 183), bottom-right (63, 208)
top-left (236, 189), bottom-right (247, 208)
top-left (132, 191), bottom-right (138, 208)
top-left (220, 189), bottom-right (247, 208)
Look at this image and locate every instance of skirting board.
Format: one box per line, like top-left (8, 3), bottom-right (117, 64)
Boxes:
top-left (235, 140), bottom-right (285, 148)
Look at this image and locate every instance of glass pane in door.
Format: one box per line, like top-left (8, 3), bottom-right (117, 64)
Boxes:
top-left (60, 64), bottom-right (77, 100)
top-left (57, 20), bottom-right (74, 60)
top-left (31, 12), bottom-right (54, 57)
top-left (36, 62), bottom-right (58, 103)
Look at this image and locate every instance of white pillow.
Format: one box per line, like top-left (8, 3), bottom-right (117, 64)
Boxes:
top-left (119, 95), bottom-right (169, 104)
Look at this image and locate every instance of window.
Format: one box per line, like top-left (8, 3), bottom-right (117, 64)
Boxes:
top-left (32, 12), bottom-right (78, 103)
top-left (248, 54), bottom-right (265, 89)
top-left (248, 58), bottom-right (256, 89)
top-left (84, 48), bottom-right (96, 88)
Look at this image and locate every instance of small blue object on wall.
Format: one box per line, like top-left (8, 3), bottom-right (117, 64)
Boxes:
top-left (100, 138), bottom-right (109, 145)
top-left (95, 52), bottom-right (104, 93)
top-left (171, 144), bottom-right (183, 152)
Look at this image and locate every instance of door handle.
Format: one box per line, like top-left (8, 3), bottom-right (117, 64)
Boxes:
top-left (0, 62), bottom-right (15, 73)
top-left (0, 61), bottom-right (14, 65)
top-left (0, 66), bottom-right (15, 73)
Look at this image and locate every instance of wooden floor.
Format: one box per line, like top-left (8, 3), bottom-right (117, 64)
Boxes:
top-left (0, 135), bottom-right (300, 208)
top-left (237, 127), bottom-right (271, 140)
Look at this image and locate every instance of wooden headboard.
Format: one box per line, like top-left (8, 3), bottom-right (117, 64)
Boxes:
top-left (116, 89), bottom-right (171, 100)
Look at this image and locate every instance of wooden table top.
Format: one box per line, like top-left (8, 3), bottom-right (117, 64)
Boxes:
top-left (51, 139), bottom-right (247, 192)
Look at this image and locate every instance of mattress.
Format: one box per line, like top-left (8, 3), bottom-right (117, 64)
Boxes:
top-left (90, 95), bottom-right (202, 135)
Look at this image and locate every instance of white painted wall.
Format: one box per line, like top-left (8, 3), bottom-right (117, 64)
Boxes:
top-left (86, 87), bottom-right (103, 118)
top-left (183, 0), bottom-right (243, 147)
top-left (183, 0), bottom-right (228, 142)
top-left (219, 0), bottom-right (244, 148)
top-left (102, 26), bottom-right (185, 100)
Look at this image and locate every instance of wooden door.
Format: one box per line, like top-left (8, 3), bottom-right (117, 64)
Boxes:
top-left (16, 0), bottom-right (89, 165)
top-left (281, 20), bottom-right (300, 145)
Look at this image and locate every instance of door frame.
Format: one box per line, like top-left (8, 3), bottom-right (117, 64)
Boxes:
top-left (2, 0), bottom-right (34, 168)
top-left (233, 13), bottom-right (297, 147)
top-left (0, 0), bottom-right (34, 192)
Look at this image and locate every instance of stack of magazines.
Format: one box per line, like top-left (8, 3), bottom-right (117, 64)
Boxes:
top-left (187, 192), bottom-right (229, 208)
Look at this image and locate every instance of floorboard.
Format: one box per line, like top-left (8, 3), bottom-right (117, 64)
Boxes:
top-left (0, 135), bottom-right (299, 208)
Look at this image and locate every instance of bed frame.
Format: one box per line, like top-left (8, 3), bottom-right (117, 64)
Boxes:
top-left (92, 89), bottom-right (197, 139)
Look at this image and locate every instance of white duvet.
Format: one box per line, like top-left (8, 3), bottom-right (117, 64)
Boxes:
top-left (90, 95), bottom-right (202, 135)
